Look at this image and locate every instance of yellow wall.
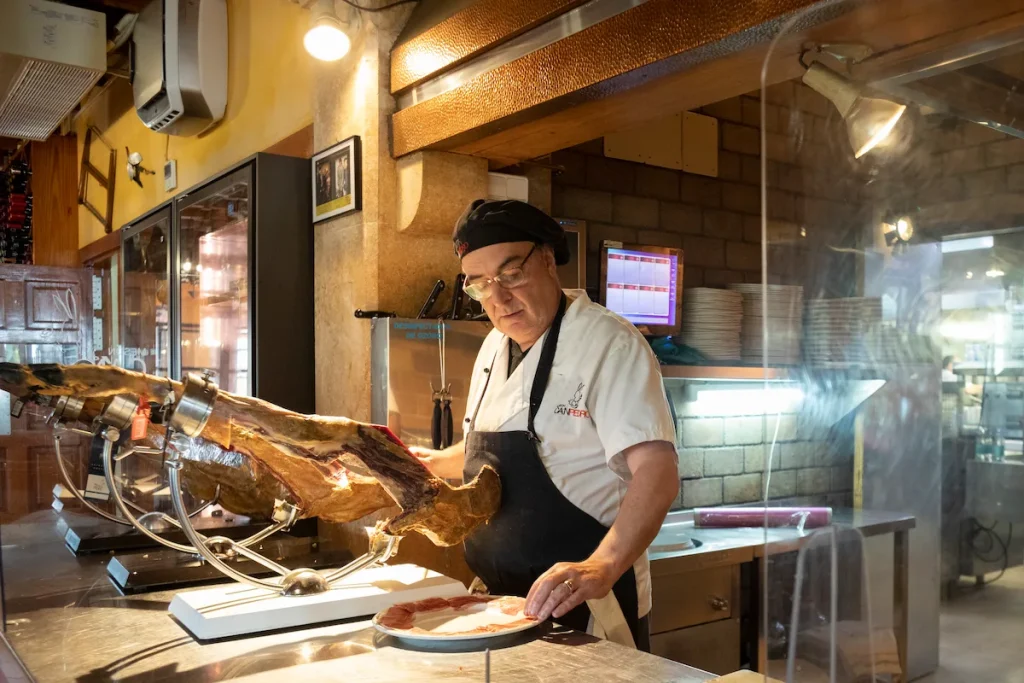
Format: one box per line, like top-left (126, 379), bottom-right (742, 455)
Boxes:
top-left (77, 0), bottom-right (313, 247)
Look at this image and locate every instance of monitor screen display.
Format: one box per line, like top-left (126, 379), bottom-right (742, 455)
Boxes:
top-left (603, 247), bottom-right (679, 327)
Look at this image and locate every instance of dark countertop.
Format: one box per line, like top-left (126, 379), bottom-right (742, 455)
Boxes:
top-left (0, 512), bottom-right (713, 683)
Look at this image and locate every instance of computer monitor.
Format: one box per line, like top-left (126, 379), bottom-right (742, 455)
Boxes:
top-left (598, 243), bottom-right (683, 336)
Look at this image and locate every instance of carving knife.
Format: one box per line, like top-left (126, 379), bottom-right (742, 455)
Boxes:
top-left (448, 274), bottom-right (466, 320)
top-left (417, 279), bottom-right (446, 319)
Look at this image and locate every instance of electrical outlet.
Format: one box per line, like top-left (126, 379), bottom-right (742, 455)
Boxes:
top-left (164, 159), bottom-right (178, 192)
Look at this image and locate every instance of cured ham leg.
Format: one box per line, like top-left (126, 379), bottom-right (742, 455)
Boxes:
top-left (0, 363), bottom-right (500, 547)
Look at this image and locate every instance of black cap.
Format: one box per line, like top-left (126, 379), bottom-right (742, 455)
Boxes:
top-left (453, 199), bottom-right (570, 265)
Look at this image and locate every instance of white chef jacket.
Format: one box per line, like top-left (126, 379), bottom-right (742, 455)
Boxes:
top-left (464, 290), bottom-right (677, 617)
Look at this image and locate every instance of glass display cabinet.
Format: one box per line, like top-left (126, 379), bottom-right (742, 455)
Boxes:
top-left (88, 251), bottom-right (120, 366)
top-left (121, 204), bottom-right (172, 377)
top-left (171, 154), bottom-right (314, 412)
top-left (114, 153), bottom-right (314, 411)
top-left (176, 167), bottom-right (251, 394)
top-left (0, 154), bottom-right (317, 598)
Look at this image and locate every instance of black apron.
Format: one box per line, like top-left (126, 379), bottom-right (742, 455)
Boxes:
top-left (463, 295), bottom-right (649, 650)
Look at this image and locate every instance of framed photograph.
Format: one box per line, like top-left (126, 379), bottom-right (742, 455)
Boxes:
top-left (312, 135), bottom-right (361, 223)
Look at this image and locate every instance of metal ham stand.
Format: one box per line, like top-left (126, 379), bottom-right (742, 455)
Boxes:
top-left (160, 374), bottom-right (403, 591)
top-left (48, 393), bottom-right (279, 558)
top-left (43, 380), bottom-right (334, 593)
top-left (49, 373), bottom-right (466, 639)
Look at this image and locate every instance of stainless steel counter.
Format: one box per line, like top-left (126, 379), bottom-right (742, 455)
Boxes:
top-left (1, 512), bottom-right (714, 683)
top-left (648, 507), bottom-right (915, 675)
top-left (650, 508), bottom-right (916, 571)
top-left (0, 508), bottom-right (914, 682)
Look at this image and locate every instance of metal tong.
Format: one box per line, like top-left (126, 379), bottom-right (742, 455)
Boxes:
top-left (431, 318), bottom-right (453, 450)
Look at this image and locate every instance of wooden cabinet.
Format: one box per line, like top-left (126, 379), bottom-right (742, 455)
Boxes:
top-left (652, 618), bottom-right (741, 676)
top-left (0, 265), bottom-right (93, 523)
top-left (650, 562), bottom-right (742, 675)
top-left (0, 417), bottom-right (87, 524)
top-left (651, 564), bottom-right (736, 632)
top-left (0, 265), bottom-right (92, 352)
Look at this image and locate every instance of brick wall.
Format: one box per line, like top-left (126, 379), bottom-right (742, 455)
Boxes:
top-left (548, 80), bottom-right (871, 509)
top-left (895, 115), bottom-right (1024, 237)
top-left (666, 385), bottom-right (855, 509)
top-left (550, 79), bottom-right (869, 299)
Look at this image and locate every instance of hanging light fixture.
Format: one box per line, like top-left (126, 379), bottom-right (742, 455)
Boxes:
top-left (802, 60), bottom-right (906, 159)
top-left (304, 0), bottom-right (351, 62)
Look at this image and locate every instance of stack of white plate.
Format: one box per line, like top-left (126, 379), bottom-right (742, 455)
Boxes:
top-left (804, 298), bottom-right (882, 366)
top-left (728, 284), bottom-right (804, 365)
top-left (862, 320), bottom-right (932, 365)
top-left (681, 288), bottom-right (743, 361)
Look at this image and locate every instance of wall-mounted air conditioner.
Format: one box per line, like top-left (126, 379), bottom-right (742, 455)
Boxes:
top-left (132, 0), bottom-right (228, 136)
top-left (0, 0), bottom-right (106, 141)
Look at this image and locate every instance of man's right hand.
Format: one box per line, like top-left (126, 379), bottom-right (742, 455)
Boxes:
top-left (410, 441), bottom-right (466, 480)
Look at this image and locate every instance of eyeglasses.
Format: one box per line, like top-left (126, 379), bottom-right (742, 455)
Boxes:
top-left (463, 244), bottom-right (539, 301)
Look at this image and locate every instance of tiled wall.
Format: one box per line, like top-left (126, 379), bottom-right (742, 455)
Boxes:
top-left (665, 384), bottom-right (855, 509)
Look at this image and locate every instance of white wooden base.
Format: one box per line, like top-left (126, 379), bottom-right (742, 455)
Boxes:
top-left (168, 563), bottom-right (467, 640)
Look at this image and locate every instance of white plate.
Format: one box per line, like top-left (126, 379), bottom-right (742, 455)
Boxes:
top-left (372, 596), bottom-right (541, 642)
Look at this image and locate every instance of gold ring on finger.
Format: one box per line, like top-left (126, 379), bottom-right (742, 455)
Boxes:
top-left (563, 579), bottom-right (575, 593)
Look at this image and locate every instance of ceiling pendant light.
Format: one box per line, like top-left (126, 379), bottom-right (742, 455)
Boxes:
top-left (304, 0), bottom-right (351, 62)
top-left (802, 61), bottom-right (906, 159)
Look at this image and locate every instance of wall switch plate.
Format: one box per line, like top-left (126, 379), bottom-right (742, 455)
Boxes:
top-left (164, 159), bottom-right (178, 192)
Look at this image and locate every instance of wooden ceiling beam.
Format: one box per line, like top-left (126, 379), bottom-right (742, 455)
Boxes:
top-left (421, 0), bottom-right (1024, 165)
top-left (853, 8), bottom-right (1024, 85)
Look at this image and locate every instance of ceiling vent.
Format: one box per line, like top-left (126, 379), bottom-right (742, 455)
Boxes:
top-left (0, 0), bottom-right (106, 141)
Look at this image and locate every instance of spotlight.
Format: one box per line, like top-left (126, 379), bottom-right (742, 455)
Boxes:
top-left (304, 0), bottom-right (350, 62)
top-left (882, 216), bottom-right (914, 247)
top-left (895, 217), bottom-right (913, 242)
top-left (802, 61), bottom-right (906, 158)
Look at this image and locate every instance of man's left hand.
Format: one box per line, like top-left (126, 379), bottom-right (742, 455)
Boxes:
top-left (525, 558), bottom-right (619, 621)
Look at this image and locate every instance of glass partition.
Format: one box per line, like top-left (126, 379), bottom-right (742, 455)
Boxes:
top-left (758, 2), bottom-right (1023, 681)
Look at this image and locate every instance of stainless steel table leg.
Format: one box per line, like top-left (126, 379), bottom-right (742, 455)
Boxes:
top-left (894, 529), bottom-right (910, 683)
top-left (754, 557), bottom-right (767, 673)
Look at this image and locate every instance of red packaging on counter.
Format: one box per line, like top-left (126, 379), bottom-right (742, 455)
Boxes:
top-left (693, 507), bottom-right (832, 528)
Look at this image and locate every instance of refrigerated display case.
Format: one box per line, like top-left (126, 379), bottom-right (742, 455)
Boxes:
top-left (176, 170), bottom-right (249, 393)
top-left (32, 154), bottom-right (317, 575)
top-left (172, 154), bottom-right (314, 412)
top-left (114, 155), bottom-right (311, 410)
top-left (121, 203), bottom-right (171, 376)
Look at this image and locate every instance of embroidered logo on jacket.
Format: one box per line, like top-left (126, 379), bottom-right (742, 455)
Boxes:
top-left (555, 383), bottom-right (589, 418)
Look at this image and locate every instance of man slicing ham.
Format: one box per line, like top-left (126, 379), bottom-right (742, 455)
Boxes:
top-left (412, 199), bottom-right (679, 651)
